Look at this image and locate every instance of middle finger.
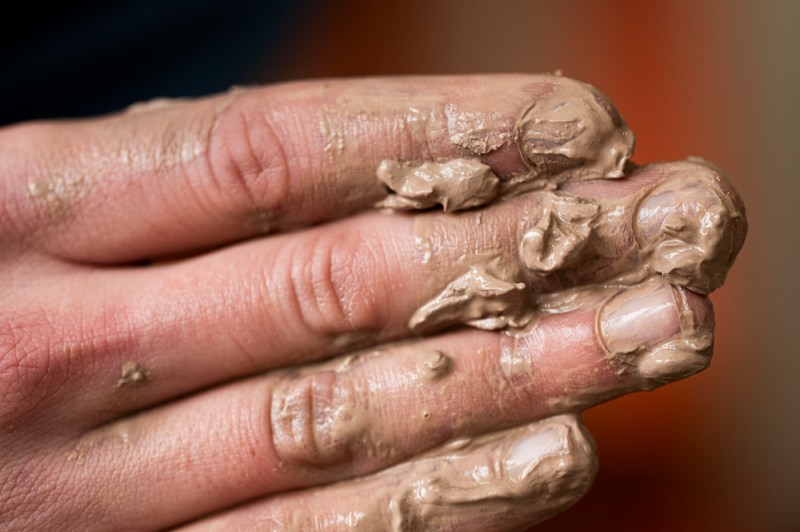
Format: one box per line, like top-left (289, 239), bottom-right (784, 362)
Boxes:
top-left (15, 159), bottom-right (741, 424)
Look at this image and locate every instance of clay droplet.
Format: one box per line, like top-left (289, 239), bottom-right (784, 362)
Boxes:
top-left (417, 350), bottom-right (453, 381)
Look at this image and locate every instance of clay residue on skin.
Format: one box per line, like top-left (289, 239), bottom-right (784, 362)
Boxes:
top-left (271, 368), bottom-right (395, 467)
top-left (27, 173), bottom-right (87, 220)
top-left (318, 105), bottom-right (347, 155)
top-left (444, 103), bottom-right (515, 155)
top-left (115, 361), bottom-right (151, 389)
top-left (499, 333), bottom-right (529, 378)
top-left (408, 256), bottom-right (534, 333)
top-left (518, 193), bottom-right (599, 274)
top-left (303, 415), bottom-right (596, 531)
top-left (596, 277), bottom-right (714, 387)
top-left (332, 330), bottom-right (376, 351)
top-left (632, 158), bottom-right (747, 294)
top-left (408, 158), bottom-right (746, 335)
top-left (514, 81), bottom-right (634, 184)
top-left (67, 415), bottom-right (144, 462)
top-left (105, 89), bottom-right (242, 174)
top-left (124, 96), bottom-right (189, 115)
top-left (25, 94), bottom-right (239, 224)
top-left (378, 77), bottom-right (635, 215)
top-left (314, 87), bottom-right (444, 171)
top-left (635, 283), bottom-right (715, 384)
top-left (264, 78), bottom-right (743, 528)
top-left (376, 159), bottom-right (500, 212)
top-left (416, 351), bottom-right (453, 382)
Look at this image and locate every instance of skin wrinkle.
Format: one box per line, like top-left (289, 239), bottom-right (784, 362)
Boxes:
top-left (247, 102), bottom-right (293, 232)
top-left (1, 455), bottom-right (61, 529)
top-left (347, 232), bottom-right (395, 335)
top-left (211, 104), bottom-right (279, 235)
top-left (2, 298), bottom-right (142, 430)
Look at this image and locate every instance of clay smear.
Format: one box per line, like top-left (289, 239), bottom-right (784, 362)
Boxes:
top-left (518, 194), bottom-right (599, 273)
top-left (416, 351), bottom-right (453, 381)
top-left (514, 80), bottom-right (634, 183)
top-left (409, 255), bottom-right (532, 333)
top-left (378, 76), bottom-right (635, 211)
top-left (284, 415), bottom-right (596, 531)
top-left (382, 415), bottom-right (595, 530)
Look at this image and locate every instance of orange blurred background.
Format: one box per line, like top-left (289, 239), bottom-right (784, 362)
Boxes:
top-left (260, 1), bottom-right (798, 530)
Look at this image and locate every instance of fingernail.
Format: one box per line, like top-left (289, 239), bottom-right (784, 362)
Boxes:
top-left (637, 347), bottom-right (709, 383)
top-left (598, 278), bottom-right (682, 356)
top-left (505, 425), bottom-right (569, 482)
top-left (598, 278), bottom-right (715, 383)
top-left (633, 165), bottom-right (743, 294)
top-left (637, 287), bottom-right (715, 383)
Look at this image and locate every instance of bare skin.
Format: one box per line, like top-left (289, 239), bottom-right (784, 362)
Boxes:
top-left (0, 75), bottom-right (745, 530)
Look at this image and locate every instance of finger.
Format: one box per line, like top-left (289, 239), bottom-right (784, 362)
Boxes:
top-left (51, 278), bottom-right (711, 528)
top-left (180, 415), bottom-right (598, 531)
top-left (9, 160), bottom-right (740, 424)
top-left (4, 74), bottom-right (634, 262)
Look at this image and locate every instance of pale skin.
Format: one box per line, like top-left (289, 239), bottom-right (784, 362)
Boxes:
top-left (0, 75), bottom-right (743, 530)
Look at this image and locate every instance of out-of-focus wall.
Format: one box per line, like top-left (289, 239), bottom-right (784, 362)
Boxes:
top-left (270, 1), bottom-right (799, 529)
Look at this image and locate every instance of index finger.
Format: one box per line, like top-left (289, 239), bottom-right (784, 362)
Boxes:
top-left (4, 74), bottom-right (634, 263)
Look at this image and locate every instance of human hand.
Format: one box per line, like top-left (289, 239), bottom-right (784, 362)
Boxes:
top-left (0, 75), bottom-right (746, 530)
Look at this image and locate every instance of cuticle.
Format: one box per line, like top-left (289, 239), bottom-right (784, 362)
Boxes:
top-left (594, 290), bottom-right (619, 357)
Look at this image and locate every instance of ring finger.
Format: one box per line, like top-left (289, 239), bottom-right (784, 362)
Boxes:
top-left (44, 277), bottom-right (712, 529)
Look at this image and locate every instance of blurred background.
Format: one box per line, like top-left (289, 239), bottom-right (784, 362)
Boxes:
top-left (3, 0), bottom-right (797, 530)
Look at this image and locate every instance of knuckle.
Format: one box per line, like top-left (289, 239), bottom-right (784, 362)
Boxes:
top-left (269, 370), bottom-right (361, 468)
top-left (492, 331), bottom-right (545, 405)
top-left (285, 228), bottom-right (389, 338)
top-left (205, 96), bottom-right (291, 232)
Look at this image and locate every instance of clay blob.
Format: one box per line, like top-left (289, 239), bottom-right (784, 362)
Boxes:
top-left (513, 79), bottom-right (634, 183)
top-left (408, 255), bottom-right (532, 333)
top-left (376, 158), bottom-right (500, 212)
